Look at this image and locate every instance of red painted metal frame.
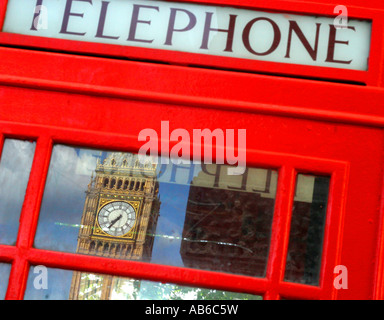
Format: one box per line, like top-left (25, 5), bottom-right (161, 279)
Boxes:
top-left (0, 0), bottom-right (384, 301)
top-left (0, 0), bottom-right (383, 86)
top-left (0, 55), bottom-right (383, 300)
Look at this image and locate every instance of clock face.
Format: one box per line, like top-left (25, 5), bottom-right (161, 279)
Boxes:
top-left (97, 201), bottom-right (136, 237)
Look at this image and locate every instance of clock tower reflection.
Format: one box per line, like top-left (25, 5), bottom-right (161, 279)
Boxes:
top-left (69, 153), bottom-right (160, 300)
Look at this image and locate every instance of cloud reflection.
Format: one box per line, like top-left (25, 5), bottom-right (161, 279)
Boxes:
top-left (0, 139), bottom-right (35, 245)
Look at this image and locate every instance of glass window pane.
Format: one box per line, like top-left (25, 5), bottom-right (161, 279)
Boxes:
top-left (24, 266), bottom-right (262, 300)
top-left (0, 263), bottom-right (11, 299)
top-left (0, 139), bottom-right (36, 245)
top-left (34, 145), bottom-right (278, 279)
top-left (284, 174), bottom-right (330, 285)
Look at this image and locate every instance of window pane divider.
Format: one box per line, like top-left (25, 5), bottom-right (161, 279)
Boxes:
top-left (5, 135), bottom-right (52, 300)
top-left (264, 165), bottom-right (296, 300)
top-left (0, 133), bottom-right (4, 161)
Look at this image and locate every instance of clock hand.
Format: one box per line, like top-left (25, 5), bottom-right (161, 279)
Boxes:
top-left (108, 214), bottom-right (122, 228)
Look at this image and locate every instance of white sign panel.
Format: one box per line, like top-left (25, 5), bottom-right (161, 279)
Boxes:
top-left (3, 0), bottom-right (372, 70)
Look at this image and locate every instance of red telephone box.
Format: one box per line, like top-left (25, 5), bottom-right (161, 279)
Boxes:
top-left (0, 0), bottom-right (384, 300)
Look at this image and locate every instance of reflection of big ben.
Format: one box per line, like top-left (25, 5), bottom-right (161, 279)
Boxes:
top-left (69, 153), bottom-right (160, 300)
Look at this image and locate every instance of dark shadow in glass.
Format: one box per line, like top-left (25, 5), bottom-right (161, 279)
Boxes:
top-left (284, 174), bottom-right (330, 285)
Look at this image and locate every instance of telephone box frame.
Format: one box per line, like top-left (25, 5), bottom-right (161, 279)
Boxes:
top-left (0, 0), bottom-right (384, 300)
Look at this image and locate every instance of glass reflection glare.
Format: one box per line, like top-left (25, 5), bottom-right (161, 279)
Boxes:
top-left (0, 139), bottom-right (36, 245)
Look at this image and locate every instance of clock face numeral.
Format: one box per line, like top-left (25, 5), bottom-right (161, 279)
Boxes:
top-left (97, 201), bottom-right (136, 237)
